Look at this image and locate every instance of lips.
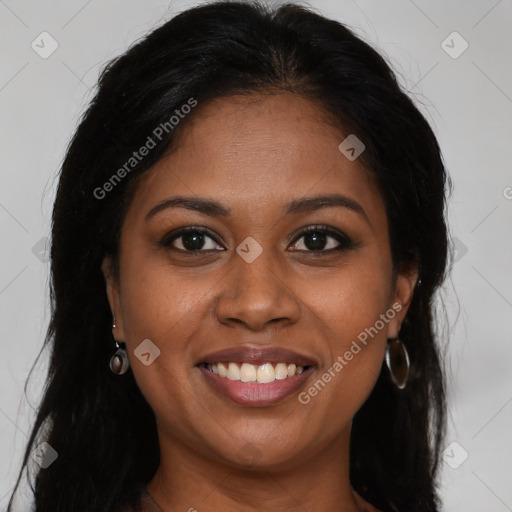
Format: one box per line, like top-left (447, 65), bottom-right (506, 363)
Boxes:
top-left (196, 346), bottom-right (316, 406)
top-left (198, 346), bottom-right (316, 367)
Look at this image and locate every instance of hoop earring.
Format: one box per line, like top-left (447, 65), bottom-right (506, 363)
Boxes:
top-left (385, 338), bottom-right (409, 390)
top-left (109, 340), bottom-right (130, 374)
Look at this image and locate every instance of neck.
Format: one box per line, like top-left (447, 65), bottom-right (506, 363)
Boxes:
top-left (147, 426), bottom-right (372, 512)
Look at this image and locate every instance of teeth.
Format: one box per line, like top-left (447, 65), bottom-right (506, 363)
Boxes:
top-left (206, 362), bottom-right (307, 383)
top-left (256, 363), bottom-right (275, 383)
top-left (275, 363), bottom-right (288, 380)
top-left (240, 363), bottom-right (257, 382)
top-left (227, 362), bottom-right (241, 380)
top-left (218, 362), bottom-right (227, 377)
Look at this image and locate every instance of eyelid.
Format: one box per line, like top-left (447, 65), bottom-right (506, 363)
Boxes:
top-left (158, 226), bottom-right (225, 250)
top-left (159, 224), bottom-right (354, 253)
top-left (288, 224), bottom-right (354, 252)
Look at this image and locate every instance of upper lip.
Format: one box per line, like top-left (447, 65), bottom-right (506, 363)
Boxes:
top-left (197, 345), bottom-right (317, 367)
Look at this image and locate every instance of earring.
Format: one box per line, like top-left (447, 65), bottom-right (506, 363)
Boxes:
top-left (109, 341), bottom-right (130, 374)
top-left (385, 338), bottom-right (410, 390)
top-left (109, 318), bottom-right (130, 375)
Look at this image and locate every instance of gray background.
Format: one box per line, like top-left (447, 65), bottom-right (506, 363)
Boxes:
top-left (1, 0), bottom-right (511, 510)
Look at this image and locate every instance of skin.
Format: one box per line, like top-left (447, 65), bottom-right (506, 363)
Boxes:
top-left (102, 92), bottom-right (418, 512)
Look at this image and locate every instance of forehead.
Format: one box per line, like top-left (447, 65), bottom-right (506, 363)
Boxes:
top-left (124, 92), bottom-right (385, 226)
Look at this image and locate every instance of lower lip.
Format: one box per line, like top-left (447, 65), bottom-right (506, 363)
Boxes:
top-left (198, 365), bottom-right (314, 406)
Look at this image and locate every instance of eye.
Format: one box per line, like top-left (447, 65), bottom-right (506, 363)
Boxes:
top-left (159, 224), bottom-right (354, 254)
top-left (289, 225), bottom-right (354, 253)
top-left (159, 226), bottom-right (225, 252)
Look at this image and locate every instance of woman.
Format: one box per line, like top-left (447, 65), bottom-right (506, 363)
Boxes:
top-left (7, 1), bottom-right (450, 511)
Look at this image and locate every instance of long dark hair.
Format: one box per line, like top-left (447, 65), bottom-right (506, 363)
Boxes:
top-left (8, 2), bottom-right (450, 511)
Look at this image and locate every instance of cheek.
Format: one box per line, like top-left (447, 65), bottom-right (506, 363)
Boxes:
top-left (117, 259), bottom-right (215, 423)
top-left (315, 257), bottom-right (392, 343)
top-left (119, 250), bottom-right (212, 342)
top-left (117, 254), bottom-right (226, 408)
top-left (301, 254), bottom-right (392, 411)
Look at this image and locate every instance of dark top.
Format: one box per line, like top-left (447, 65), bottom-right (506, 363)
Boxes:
top-left (123, 488), bottom-right (163, 512)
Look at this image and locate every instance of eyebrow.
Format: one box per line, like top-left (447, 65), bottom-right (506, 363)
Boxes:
top-left (145, 194), bottom-right (370, 224)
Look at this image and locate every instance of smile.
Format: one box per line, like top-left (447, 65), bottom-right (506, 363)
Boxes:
top-left (196, 345), bottom-right (317, 406)
top-left (202, 362), bottom-right (308, 383)
top-left (197, 363), bottom-right (315, 406)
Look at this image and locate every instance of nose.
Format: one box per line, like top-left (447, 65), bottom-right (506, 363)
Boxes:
top-left (214, 250), bottom-right (301, 332)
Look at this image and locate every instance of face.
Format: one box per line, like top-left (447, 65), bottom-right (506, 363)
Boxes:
top-left (102, 92), bottom-right (417, 471)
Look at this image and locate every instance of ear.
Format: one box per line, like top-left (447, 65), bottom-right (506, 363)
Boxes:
top-left (101, 255), bottom-right (126, 341)
top-left (386, 265), bottom-right (419, 339)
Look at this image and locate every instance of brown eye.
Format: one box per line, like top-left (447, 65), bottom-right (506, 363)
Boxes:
top-left (160, 227), bottom-right (225, 252)
top-left (289, 225), bottom-right (354, 253)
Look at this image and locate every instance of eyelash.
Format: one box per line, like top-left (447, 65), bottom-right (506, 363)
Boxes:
top-left (159, 225), bottom-right (355, 254)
